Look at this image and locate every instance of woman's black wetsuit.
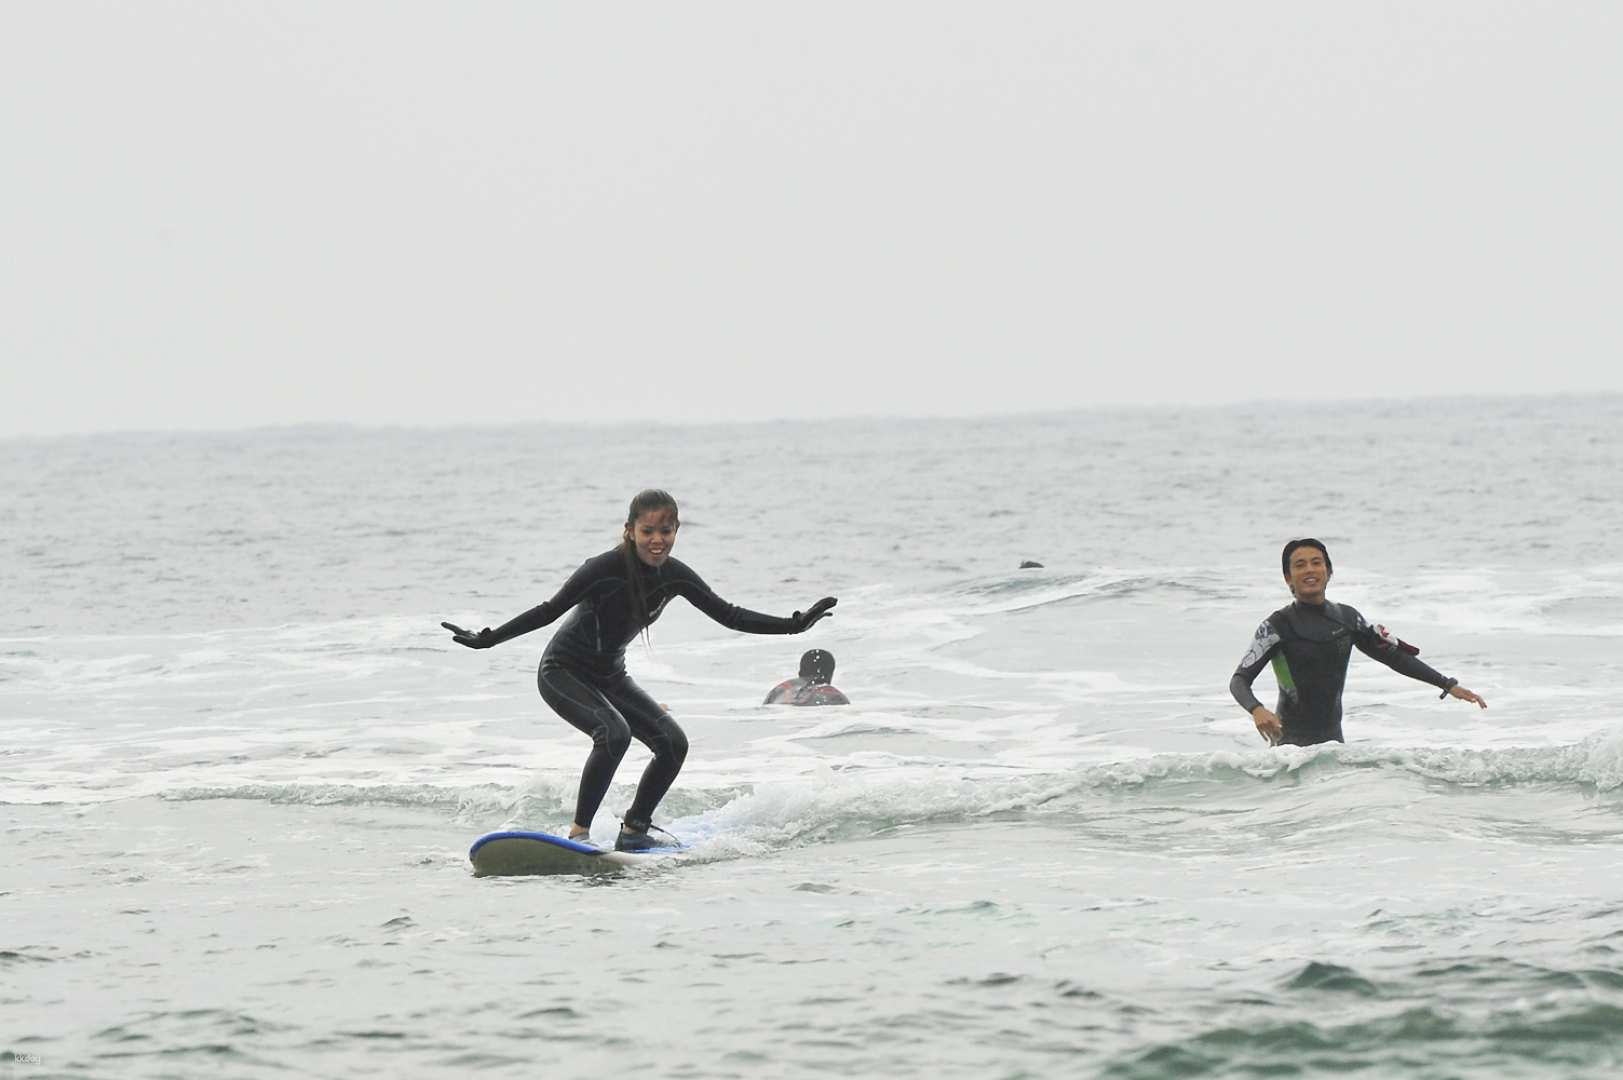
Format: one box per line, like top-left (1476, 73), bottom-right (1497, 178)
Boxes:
top-left (1229, 600), bottom-right (1455, 746)
top-left (481, 548), bottom-right (806, 829)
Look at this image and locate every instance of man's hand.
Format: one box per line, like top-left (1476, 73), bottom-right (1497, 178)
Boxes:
top-left (1251, 706), bottom-right (1282, 745)
top-left (1446, 684), bottom-right (1488, 709)
top-left (441, 621), bottom-right (496, 649)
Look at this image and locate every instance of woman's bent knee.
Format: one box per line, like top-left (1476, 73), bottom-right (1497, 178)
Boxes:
top-left (662, 721), bottom-right (689, 766)
top-left (596, 715), bottom-right (633, 757)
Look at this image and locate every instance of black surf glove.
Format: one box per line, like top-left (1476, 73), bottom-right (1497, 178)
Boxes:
top-left (442, 621), bottom-right (496, 649)
top-left (792, 597), bottom-right (837, 632)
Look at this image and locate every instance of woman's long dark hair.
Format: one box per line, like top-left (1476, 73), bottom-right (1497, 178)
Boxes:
top-left (621, 489), bottom-right (680, 643)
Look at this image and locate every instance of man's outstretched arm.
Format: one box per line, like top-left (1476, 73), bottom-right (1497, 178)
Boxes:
top-left (1356, 624), bottom-right (1488, 709)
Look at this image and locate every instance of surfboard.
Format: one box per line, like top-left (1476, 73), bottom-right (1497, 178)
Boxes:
top-left (468, 829), bottom-right (682, 877)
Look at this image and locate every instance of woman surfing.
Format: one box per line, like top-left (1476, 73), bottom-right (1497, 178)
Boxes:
top-left (443, 489), bottom-right (837, 851)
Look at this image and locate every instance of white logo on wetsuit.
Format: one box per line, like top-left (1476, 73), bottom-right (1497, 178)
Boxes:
top-left (1239, 621), bottom-right (1279, 669)
top-left (1370, 622), bottom-right (1420, 655)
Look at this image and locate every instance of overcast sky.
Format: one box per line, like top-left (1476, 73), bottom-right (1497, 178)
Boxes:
top-left (2, 2), bottom-right (1618, 436)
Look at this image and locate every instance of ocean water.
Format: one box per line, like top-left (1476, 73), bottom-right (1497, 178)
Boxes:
top-left (4, 396), bottom-right (1623, 1078)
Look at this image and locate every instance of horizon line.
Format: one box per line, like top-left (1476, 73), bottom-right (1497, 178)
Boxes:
top-left (2, 388), bottom-right (1619, 443)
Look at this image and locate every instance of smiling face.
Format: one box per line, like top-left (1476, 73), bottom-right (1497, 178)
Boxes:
top-left (1285, 544), bottom-right (1330, 604)
top-left (627, 507), bottom-right (678, 567)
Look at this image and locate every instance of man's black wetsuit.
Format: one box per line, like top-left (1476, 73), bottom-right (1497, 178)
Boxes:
top-left (1229, 600), bottom-right (1455, 746)
top-left (484, 548), bottom-right (805, 829)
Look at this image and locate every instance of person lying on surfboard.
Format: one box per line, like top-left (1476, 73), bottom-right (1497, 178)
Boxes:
top-left (442, 488), bottom-right (837, 851)
top-left (1229, 537), bottom-right (1487, 747)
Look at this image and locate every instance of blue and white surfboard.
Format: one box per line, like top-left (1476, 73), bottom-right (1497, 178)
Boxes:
top-left (469, 829), bottom-right (683, 877)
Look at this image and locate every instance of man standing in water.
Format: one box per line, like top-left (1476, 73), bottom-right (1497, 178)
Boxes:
top-left (1230, 538), bottom-right (1487, 746)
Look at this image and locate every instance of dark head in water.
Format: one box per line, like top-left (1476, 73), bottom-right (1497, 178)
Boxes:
top-left (1281, 537), bottom-right (1332, 604)
top-left (799, 649), bottom-right (836, 684)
